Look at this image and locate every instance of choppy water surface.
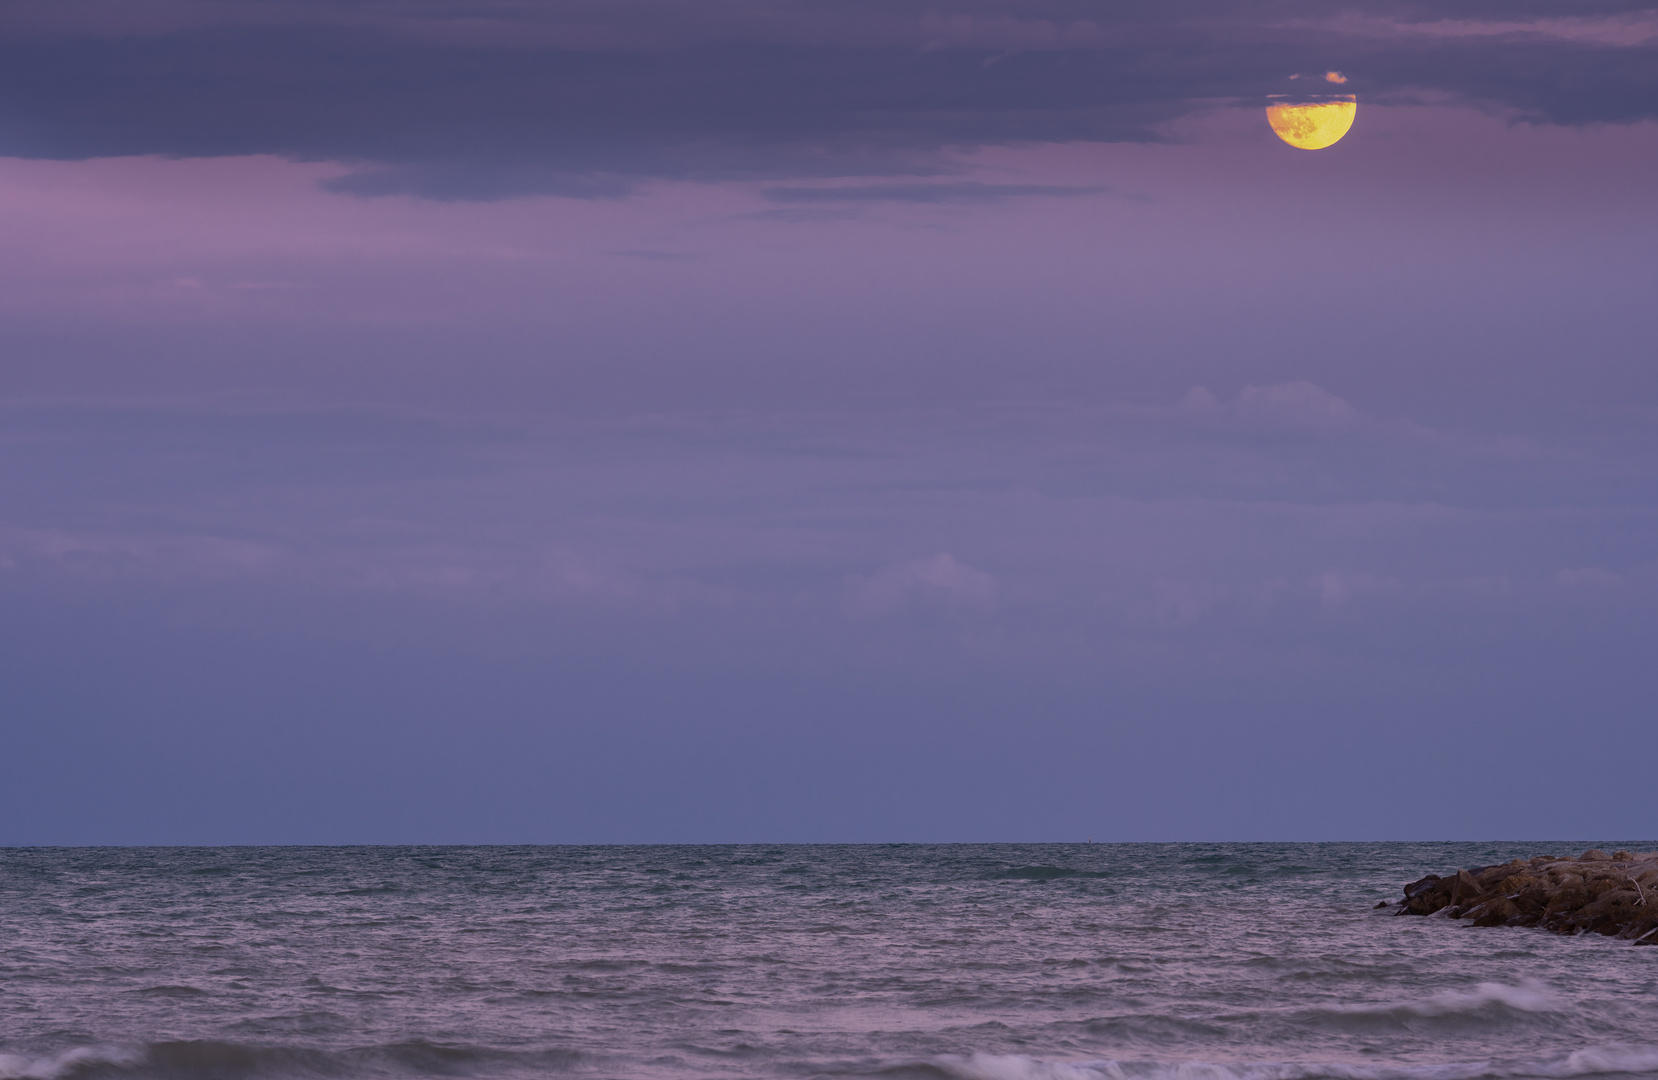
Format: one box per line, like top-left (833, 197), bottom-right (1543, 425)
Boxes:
top-left (3, 844), bottom-right (1656, 1080)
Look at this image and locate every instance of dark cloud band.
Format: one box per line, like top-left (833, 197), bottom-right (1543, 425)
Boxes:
top-left (2, 0), bottom-right (1654, 199)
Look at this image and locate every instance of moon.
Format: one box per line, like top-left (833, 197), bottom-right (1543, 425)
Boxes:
top-left (1266, 97), bottom-right (1356, 150)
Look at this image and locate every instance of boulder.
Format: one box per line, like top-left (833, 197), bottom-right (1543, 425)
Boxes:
top-left (1545, 883), bottom-right (1588, 914)
top-left (1476, 861), bottom-right (1528, 889)
top-left (1472, 898), bottom-right (1519, 927)
top-left (1397, 852), bottom-right (1658, 944)
top-left (1451, 869), bottom-right (1485, 904)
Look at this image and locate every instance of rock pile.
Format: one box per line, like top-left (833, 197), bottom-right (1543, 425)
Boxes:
top-left (1393, 849), bottom-right (1658, 943)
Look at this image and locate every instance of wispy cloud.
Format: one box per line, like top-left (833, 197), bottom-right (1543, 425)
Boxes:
top-left (603, 249), bottom-right (705, 262)
top-left (4, 397), bottom-right (1658, 668)
top-left (1181, 380), bottom-right (1360, 430)
top-left (5, 0), bottom-right (1655, 199)
top-left (760, 182), bottom-right (1118, 205)
top-left (0, 525), bottom-right (287, 584)
top-left (1311, 569), bottom-right (1401, 607)
top-left (845, 553), bottom-right (999, 617)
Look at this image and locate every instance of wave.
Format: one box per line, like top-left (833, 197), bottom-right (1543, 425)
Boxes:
top-left (1332, 983), bottom-right (1560, 1020)
top-left (1042, 984), bottom-right (1570, 1045)
top-left (926, 1048), bottom-right (1658, 1080)
top-left (0, 1049), bottom-right (142, 1080)
top-left (1208, 982), bottom-right (1575, 1038)
top-left (991, 866), bottom-right (1115, 881)
top-left (0, 1041), bottom-right (585, 1080)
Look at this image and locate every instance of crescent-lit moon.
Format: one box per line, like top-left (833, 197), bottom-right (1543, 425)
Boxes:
top-left (1266, 98), bottom-right (1356, 150)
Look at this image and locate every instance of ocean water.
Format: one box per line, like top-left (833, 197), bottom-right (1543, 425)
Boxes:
top-left (3, 844), bottom-right (1657, 1080)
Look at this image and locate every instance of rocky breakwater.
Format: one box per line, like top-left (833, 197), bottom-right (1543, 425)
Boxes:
top-left (1394, 849), bottom-right (1658, 943)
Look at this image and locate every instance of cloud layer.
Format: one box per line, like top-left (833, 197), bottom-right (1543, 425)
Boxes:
top-left (4, 0), bottom-right (1656, 198)
top-left (6, 389), bottom-right (1657, 841)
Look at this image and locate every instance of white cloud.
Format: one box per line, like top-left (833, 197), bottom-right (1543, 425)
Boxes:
top-left (1312, 12), bottom-right (1658, 47)
top-left (0, 525), bottom-right (285, 583)
top-left (1182, 380), bottom-right (1358, 429)
top-left (845, 552), bottom-right (998, 617)
top-left (0, 523), bottom-right (723, 614)
top-left (1179, 385), bottom-right (1226, 414)
top-left (1311, 570), bottom-right (1400, 607)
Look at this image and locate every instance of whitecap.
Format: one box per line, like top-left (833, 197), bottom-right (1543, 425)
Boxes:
top-left (0, 1047), bottom-right (142, 1080)
top-left (932, 1047), bottom-right (1658, 1080)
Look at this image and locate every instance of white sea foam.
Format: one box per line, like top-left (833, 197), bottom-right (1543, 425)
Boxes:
top-left (936, 1048), bottom-right (1658, 1080)
top-left (1342, 981), bottom-right (1561, 1018)
top-left (1543, 1050), bottom-right (1658, 1079)
top-left (0, 1047), bottom-right (141, 1080)
top-left (942, 1055), bottom-right (1128, 1080)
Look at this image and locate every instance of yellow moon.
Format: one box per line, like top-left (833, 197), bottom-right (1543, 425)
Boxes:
top-left (1266, 99), bottom-right (1356, 149)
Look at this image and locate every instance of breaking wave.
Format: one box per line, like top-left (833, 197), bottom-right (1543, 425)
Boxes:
top-left (928, 1049), bottom-right (1658, 1080)
top-left (0, 1049), bottom-right (142, 1080)
top-left (1335, 983), bottom-right (1561, 1019)
top-left (0, 1042), bottom-right (585, 1080)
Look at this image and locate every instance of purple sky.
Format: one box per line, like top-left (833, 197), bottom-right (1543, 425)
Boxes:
top-left (3, 0), bottom-right (1657, 843)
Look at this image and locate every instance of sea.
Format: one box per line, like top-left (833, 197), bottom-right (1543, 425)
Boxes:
top-left (3, 843), bottom-right (1656, 1080)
